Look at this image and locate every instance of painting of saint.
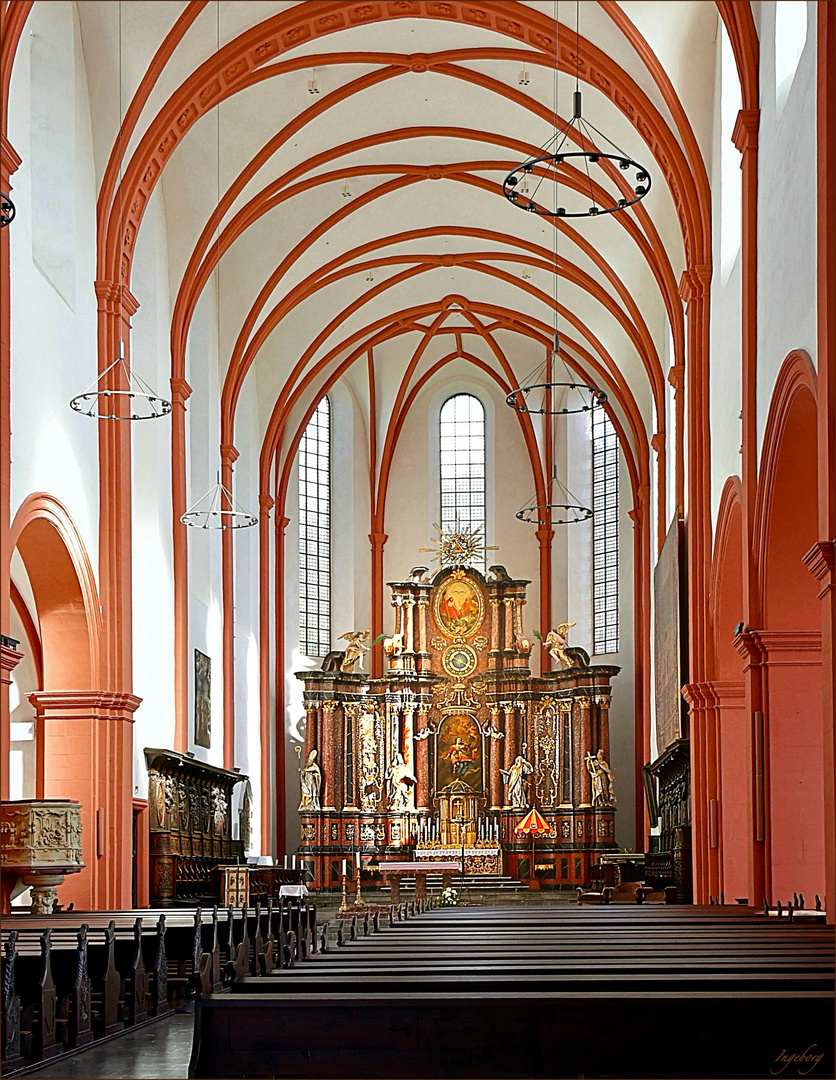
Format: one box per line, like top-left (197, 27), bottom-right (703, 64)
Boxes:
top-left (433, 576), bottom-right (484, 638)
top-left (437, 713), bottom-right (482, 792)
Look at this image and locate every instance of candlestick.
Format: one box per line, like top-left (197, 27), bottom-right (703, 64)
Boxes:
top-left (339, 873), bottom-right (349, 913)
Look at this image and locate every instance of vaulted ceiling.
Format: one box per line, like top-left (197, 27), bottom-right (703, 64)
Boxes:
top-left (73, 0), bottom-right (720, 516)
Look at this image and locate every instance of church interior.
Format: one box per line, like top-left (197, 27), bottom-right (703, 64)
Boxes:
top-left (0, 2), bottom-right (834, 1078)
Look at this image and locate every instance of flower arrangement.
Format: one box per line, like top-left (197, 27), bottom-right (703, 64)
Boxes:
top-left (440, 887), bottom-right (461, 906)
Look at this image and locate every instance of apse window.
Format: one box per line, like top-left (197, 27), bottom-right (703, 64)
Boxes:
top-left (439, 394), bottom-right (486, 570)
top-left (298, 397), bottom-right (331, 657)
top-left (592, 408), bottom-right (619, 654)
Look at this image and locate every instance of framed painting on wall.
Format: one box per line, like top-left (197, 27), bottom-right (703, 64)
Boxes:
top-left (194, 649), bottom-right (211, 749)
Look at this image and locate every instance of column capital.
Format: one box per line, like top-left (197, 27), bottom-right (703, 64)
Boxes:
top-left (29, 690), bottom-right (142, 720)
top-left (220, 444), bottom-right (239, 466)
top-left (667, 364), bottom-right (685, 392)
top-left (651, 432), bottom-right (665, 454)
top-left (369, 532), bottom-right (388, 550)
top-left (732, 108), bottom-right (760, 154)
top-left (1, 642), bottom-right (24, 685)
top-left (1, 133), bottom-right (22, 182)
top-left (170, 378), bottom-right (192, 404)
top-left (678, 265), bottom-right (712, 303)
top-left (803, 540), bottom-right (835, 599)
top-left (258, 493), bottom-right (275, 514)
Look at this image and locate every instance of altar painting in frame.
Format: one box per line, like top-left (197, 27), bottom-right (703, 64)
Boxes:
top-left (437, 713), bottom-right (482, 792)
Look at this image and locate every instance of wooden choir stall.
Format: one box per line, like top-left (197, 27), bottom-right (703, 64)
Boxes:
top-left (295, 558), bottom-right (619, 888)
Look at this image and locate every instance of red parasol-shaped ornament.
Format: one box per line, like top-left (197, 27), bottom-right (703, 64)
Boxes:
top-left (515, 808), bottom-right (553, 889)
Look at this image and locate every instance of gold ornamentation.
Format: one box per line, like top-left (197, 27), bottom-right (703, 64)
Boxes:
top-left (472, 636), bottom-right (488, 651)
top-left (420, 521), bottom-right (497, 569)
top-left (441, 644), bottom-right (478, 678)
top-left (543, 623), bottom-right (578, 668)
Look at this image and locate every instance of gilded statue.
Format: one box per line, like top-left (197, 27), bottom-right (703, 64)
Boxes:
top-left (543, 623), bottom-right (578, 669)
top-left (298, 749), bottom-right (322, 811)
top-left (338, 630), bottom-right (370, 672)
top-left (586, 750), bottom-right (616, 806)
top-left (500, 753), bottom-right (533, 809)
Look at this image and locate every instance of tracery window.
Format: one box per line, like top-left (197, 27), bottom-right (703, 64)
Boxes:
top-left (439, 394), bottom-right (486, 569)
top-left (298, 398), bottom-right (330, 657)
top-left (592, 408), bottom-right (619, 654)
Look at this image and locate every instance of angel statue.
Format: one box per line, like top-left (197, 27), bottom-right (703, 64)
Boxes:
top-left (298, 749), bottom-right (322, 811)
top-left (338, 630), bottom-right (370, 672)
top-left (543, 623), bottom-right (578, 669)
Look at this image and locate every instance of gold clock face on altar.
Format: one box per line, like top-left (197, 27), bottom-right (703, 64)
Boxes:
top-left (442, 644), bottom-right (478, 679)
top-left (433, 574), bottom-right (485, 638)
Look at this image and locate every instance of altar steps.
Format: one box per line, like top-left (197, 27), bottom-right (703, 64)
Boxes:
top-left (378, 872), bottom-right (528, 895)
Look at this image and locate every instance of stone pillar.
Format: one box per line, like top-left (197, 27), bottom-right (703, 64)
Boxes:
top-left (489, 706), bottom-right (503, 809)
top-left (404, 599), bottom-right (415, 654)
top-left (321, 700), bottom-right (337, 810)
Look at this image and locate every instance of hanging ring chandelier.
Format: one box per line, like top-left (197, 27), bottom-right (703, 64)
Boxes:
top-left (0, 193), bottom-right (15, 228)
top-left (506, 336), bottom-right (608, 417)
top-left (181, 473), bottom-right (257, 530)
top-left (516, 477), bottom-right (592, 527)
top-left (69, 343), bottom-right (172, 420)
top-left (503, 90), bottom-right (652, 219)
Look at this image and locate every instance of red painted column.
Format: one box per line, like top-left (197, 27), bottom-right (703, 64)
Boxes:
top-left (732, 106), bottom-right (766, 912)
top-left (170, 378), bottom-right (192, 755)
top-left (258, 493), bottom-right (274, 853)
top-left (812, 0), bottom-right (836, 927)
top-left (221, 443), bottom-right (238, 772)
top-left (416, 707), bottom-right (430, 812)
top-left (0, 135), bottom-right (21, 798)
top-left (369, 530), bottom-right (388, 678)
top-left (273, 514), bottom-right (290, 859)
top-left (489, 705), bottom-right (502, 810)
top-left (535, 526), bottom-right (554, 670)
top-left (502, 703), bottom-right (516, 806)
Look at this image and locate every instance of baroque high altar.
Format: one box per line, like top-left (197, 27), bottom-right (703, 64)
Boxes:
top-left (296, 555), bottom-right (618, 889)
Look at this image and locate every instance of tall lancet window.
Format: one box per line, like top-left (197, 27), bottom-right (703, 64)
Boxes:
top-left (298, 398), bottom-right (331, 657)
top-left (592, 408), bottom-right (619, 654)
top-left (439, 394), bottom-right (486, 570)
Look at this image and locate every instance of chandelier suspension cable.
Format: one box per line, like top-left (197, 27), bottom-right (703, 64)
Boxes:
top-left (182, 0), bottom-right (257, 530)
top-left (70, 2), bottom-right (171, 420)
top-left (513, 3), bottom-right (592, 528)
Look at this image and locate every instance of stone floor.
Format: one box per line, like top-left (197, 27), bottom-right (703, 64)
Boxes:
top-left (22, 888), bottom-right (577, 1080)
top-left (24, 1007), bottom-right (195, 1080)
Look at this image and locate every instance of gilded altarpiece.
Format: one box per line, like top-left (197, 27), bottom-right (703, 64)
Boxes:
top-left (296, 564), bottom-right (619, 888)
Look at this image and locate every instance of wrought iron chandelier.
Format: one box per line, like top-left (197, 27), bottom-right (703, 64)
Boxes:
top-left (69, 343), bottom-right (172, 420)
top-left (0, 192), bottom-right (14, 228)
top-left (502, 2), bottom-right (651, 219)
top-left (506, 335), bottom-right (607, 416)
top-left (181, 474), bottom-right (257, 530)
top-left (515, 475), bottom-right (592, 527)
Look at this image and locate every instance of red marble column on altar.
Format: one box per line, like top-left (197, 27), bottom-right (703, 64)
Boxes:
top-left (502, 703), bottom-right (517, 806)
top-left (321, 700), bottom-right (336, 809)
top-left (489, 706), bottom-right (502, 809)
top-left (304, 701), bottom-right (317, 762)
top-left (416, 708), bottom-right (430, 810)
top-left (503, 599), bottom-right (514, 652)
top-left (558, 702), bottom-right (573, 806)
top-left (574, 696), bottom-right (592, 807)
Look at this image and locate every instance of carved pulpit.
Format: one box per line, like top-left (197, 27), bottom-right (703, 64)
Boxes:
top-left (296, 555), bottom-right (619, 889)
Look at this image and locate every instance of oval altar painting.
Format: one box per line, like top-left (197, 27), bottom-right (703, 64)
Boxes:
top-left (433, 575), bottom-right (484, 638)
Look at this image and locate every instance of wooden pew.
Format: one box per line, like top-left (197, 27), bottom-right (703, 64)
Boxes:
top-left (188, 904), bottom-right (834, 1079)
